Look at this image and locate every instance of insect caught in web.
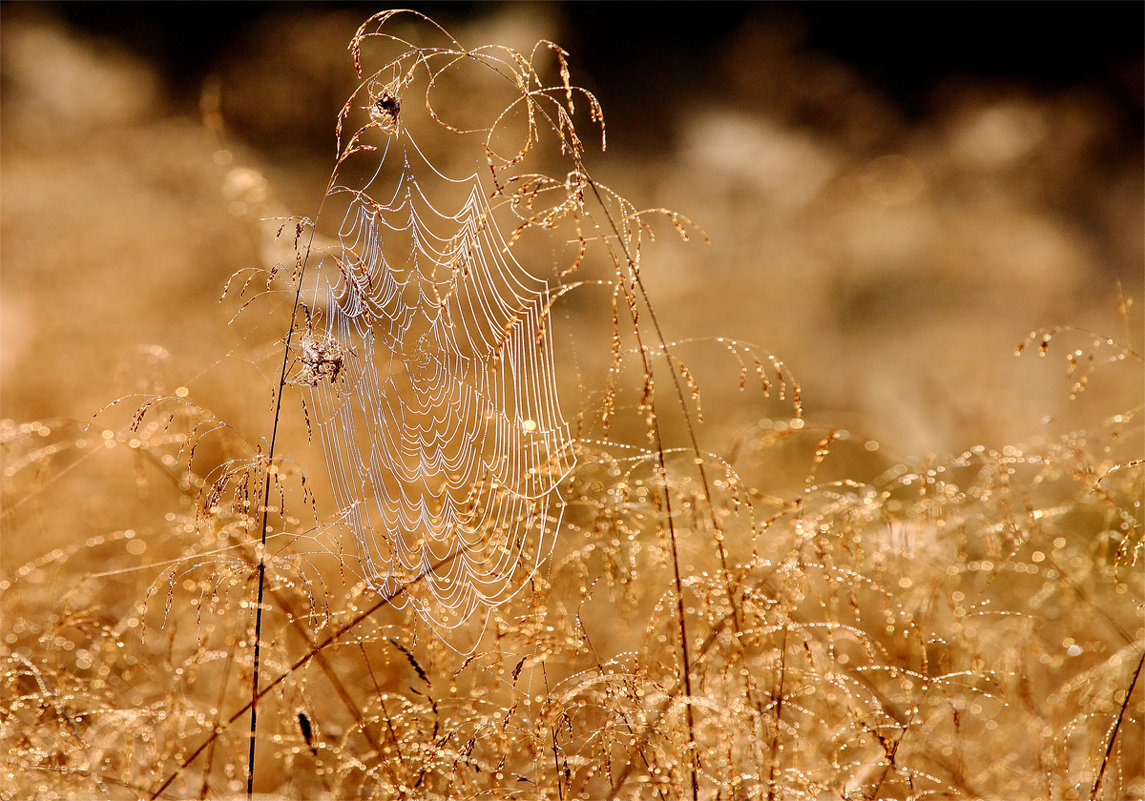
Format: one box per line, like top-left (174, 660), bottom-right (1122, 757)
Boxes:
top-left (294, 335), bottom-right (345, 387)
top-left (292, 332), bottom-right (348, 387)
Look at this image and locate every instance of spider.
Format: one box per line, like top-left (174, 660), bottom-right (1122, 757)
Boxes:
top-left (370, 91), bottom-right (401, 130)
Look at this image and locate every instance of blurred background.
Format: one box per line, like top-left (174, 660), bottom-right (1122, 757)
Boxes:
top-left (3, 1), bottom-right (1142, 460)
top-left (3, 9), bottom-right (1141, 797)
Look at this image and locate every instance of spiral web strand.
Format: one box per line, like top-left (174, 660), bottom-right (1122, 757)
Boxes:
top-left (304, 131), bottom-right (575, 635)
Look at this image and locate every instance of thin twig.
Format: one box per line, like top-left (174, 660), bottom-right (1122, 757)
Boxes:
top-left (1090, 647), bottom-right (1144, 800)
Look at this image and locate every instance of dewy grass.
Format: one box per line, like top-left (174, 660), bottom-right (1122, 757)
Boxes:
top-left (1, 10), bottom-right (1142, 801)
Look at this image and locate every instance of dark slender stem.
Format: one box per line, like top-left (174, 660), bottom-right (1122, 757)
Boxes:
top-left (152, 551), bottom-right (457, 800)
top-left (162, 589), bottom-right (394, 801)
top-left (1090, 647), bottom-right (1144, 800)
top-left (246, 294), bottom-right (303, 799)
top-left (581, 177), bottom-right (699, 801)
top-left (246, 213), bottom-right (326, 799)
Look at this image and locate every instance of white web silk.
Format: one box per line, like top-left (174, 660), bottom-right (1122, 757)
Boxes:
top-left (306, 134), bottom-right (575, 631)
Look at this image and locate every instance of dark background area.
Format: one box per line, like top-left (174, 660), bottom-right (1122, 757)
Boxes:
top-left (37, 1), bottom-right (1145, 128)
top-left (2, 0), bottom-right (1142, 456)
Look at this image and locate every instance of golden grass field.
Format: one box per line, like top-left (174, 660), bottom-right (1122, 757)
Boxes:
top-left (2, 5), bottom-right (1142, 799)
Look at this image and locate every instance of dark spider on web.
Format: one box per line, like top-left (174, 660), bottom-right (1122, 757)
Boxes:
top-left (370, 91), bottom-right (401, 130)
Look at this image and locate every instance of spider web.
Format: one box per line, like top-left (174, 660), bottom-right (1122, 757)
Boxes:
top-left (304, 131), bottom-right (576, 634)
